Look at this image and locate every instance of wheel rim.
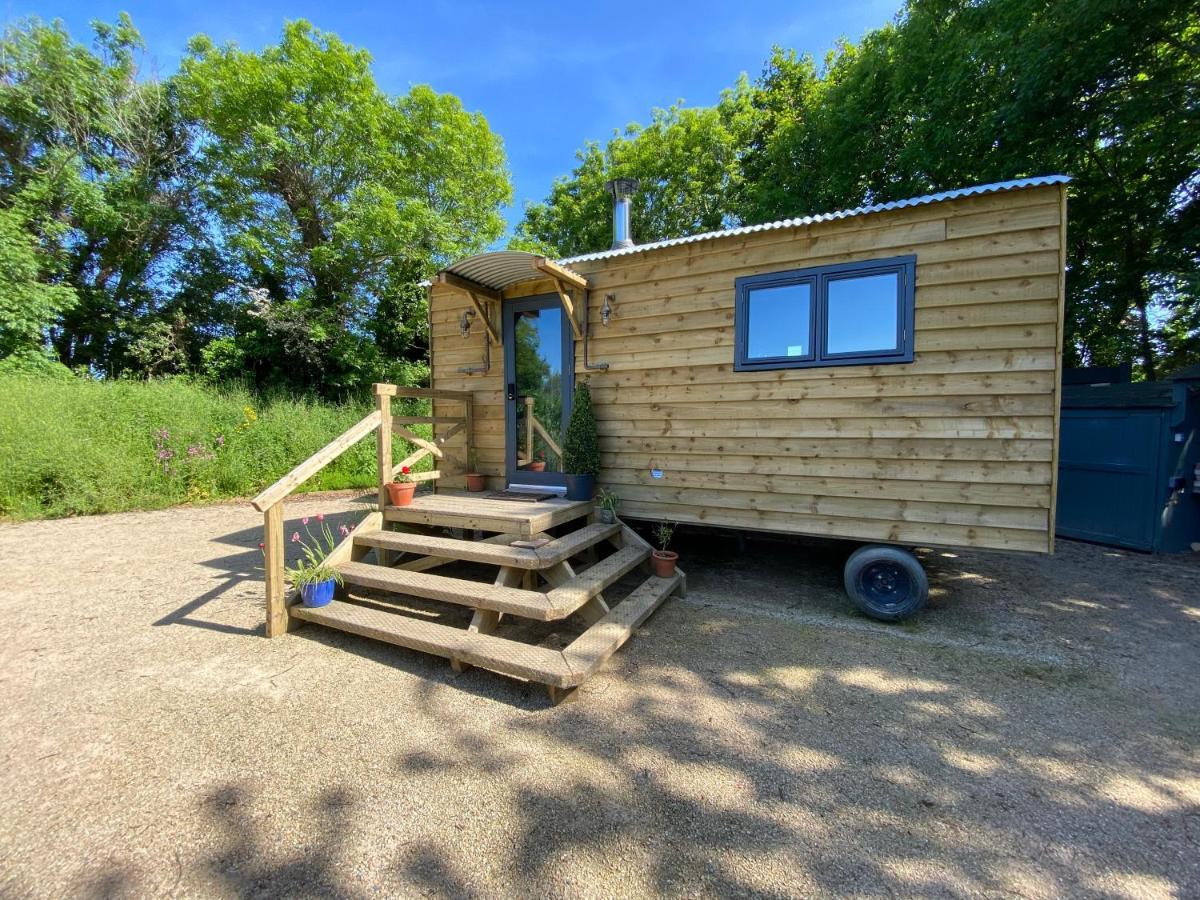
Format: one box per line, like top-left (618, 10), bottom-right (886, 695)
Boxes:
top-left (857, 560), bottom-right (913, 609)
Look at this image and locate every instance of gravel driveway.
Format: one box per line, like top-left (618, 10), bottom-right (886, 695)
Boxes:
top-left (1, 493), bottom-right (1197, 898)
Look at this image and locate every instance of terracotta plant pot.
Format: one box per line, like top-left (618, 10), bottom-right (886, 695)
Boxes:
top-left (651, 550), bottom-right (678, 578)
top-left (385, 481), bottom-right (417, 506)
top-left (465, 473), bottom-right (486, 492)
top-left (525, 461), bottom-right (546, 472)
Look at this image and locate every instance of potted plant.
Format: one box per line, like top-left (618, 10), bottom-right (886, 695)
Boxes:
top-left (287, 515), bottom-right (344, 607)
top-left (596, 488), bottom-right (621, 524)
top-left (562, 380), bottom-right (600, 501)
top-left (525, 450), bottom-right (546, 472)
top-left (651, 520), bottom-right (678, 578)
top-left (385, 465), bottom-right (417, 506)
top-left (464, 449), bottom-right (486, 492)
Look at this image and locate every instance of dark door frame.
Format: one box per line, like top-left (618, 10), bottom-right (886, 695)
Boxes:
top-left (502, 293), bottom-right (574, 490)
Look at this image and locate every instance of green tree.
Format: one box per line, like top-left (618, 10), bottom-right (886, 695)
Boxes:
top-left (0, 15), bottom-right (198, 375)
top-left (514, 86), bottom-right (753, 257)
top-left (735, 0), bottom-right (1200, 379)
top-left (177, 21), bottom-right (511, 396)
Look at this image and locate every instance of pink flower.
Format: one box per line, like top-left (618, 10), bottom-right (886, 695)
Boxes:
top-left (258, 542), bottom-right (265, 550)
top-left (316, 513), bottom-right (324, 522)
top-left (302, 517), bottom-right (309, 525)
top-left (291, 532), bottom-right (300, 543)
top-left (339, 525), bottom-right (350, 537)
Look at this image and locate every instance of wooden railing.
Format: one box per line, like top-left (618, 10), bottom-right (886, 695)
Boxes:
top-left (521, 395), bottom-right (562, 466)
top-left (251, 382), bottom-right (474, 637)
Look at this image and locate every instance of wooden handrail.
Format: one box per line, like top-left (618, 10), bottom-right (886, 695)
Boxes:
top-left (260, 382), bottom-right (474, 638)
top-left (251, 410), bottom-right (382, 512)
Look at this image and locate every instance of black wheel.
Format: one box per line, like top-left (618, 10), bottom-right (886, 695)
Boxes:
top-left (843, 545), bottom-right (928, 622)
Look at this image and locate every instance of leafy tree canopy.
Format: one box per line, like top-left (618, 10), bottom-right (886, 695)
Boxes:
top-left (519, 0), bottom-right (1199, 379)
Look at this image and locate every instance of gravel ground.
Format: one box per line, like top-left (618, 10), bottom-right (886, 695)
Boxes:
top-left (1, 492), bottom-right (1198, 899)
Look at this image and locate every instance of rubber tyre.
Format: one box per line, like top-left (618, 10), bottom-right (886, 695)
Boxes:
top-left (843, 545), bottom-right (928, 622)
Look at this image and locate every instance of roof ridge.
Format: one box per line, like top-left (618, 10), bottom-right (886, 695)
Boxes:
top-left (558, 175), bottom-right (1071, 265)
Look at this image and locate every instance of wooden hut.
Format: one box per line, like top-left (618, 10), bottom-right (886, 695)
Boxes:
top-left (253, 175), bottom-right (1069, 696)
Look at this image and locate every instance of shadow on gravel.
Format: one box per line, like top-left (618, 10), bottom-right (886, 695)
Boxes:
top-left (156, 508), bottom-right (365, 636)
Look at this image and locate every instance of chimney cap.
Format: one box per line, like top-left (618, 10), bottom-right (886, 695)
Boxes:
top-left (605, 177), bottom-right (640, 199)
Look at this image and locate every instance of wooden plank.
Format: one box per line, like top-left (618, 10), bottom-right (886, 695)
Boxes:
top-left (549, 276), bottom-right (584, 341)
top-left (617, 499), bottom-right (1049, 553)
top-left (383, 495), bottom-right (592, 537)
top-left (467, 290), bottom-right (500, 344)
top-left (1048, 185), bottom-right (1068, 554)
top-left (356, 530), bottom-right (544, 569)
top-left (374, 384), bottom-right (475, 401)
top-left (595, 417), bottom-right (1056, 440)
top-left (290, 600), bottom-right (573, 686)
top-left (562, 573), bottom-right (681, 684)
top-left (263, 503), bottom-right (290, 637)
top-left (376, 392), bottom-right (391, 510)
top-left (338, 560), bottom-right (559, 620)
top-left (545, 546), bottom-right (649, 616)
top-left (394, 426), bottom-right (444, 459)
top-left (251, 410), bottom-right (381, 512)
top-left (394, 531), bottom-right (533, 573)
top-left (534, 257), bottom-right (588, 291)
top-left (598, 435), bottom-right (1053, 462)
top-left (435, 270), bottom-right (502, 302)
top-left (592, 394), bottom-right (1055, 421)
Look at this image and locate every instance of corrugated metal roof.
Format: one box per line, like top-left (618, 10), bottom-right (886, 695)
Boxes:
top-left (440, 250), bottom-right (580, 292)
top-left (559, 175), bottom-right (1071, 265)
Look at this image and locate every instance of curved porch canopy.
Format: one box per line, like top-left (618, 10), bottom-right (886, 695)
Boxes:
top-left (433, 251), bottom-right (587, 340)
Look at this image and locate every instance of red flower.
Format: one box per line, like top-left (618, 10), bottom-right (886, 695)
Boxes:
top-left (401, 466), bottom-right (411, 475)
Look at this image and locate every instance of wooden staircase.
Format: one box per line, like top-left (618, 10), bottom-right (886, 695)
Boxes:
top-left (284, 494), bottom-right (684, 700)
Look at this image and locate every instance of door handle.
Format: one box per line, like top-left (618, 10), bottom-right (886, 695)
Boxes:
top-left (507, 383), bottom-right (516, 401)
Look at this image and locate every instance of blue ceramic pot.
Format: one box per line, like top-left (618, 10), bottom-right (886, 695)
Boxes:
top-left (300, 578), bottom-right (336, 608)
top-left (564, 473), bottom-right (595, 501)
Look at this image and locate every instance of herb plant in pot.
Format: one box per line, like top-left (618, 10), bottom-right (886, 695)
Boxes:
top-left (287, 515), bottom-right (344, 607)
top-left (464, 450), bottom-right (486, 492)
top-left (596, 488), bottom-right (621, 524)
top-left (651, 520), bottom-right (678, 578)
top-left (562, 380), bottom-right (600, 501)
top-left (386, 465), bottom-right (417, 506)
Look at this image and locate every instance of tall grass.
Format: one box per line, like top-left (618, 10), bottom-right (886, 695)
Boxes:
top-left (0, 376), bottom-right (428, 520)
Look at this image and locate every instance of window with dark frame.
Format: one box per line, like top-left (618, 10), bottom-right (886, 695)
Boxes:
top-left (734, 255), bottom-right (916, 371)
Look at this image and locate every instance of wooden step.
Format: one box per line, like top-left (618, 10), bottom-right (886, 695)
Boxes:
top-left (546, 545), bottom-right (650, 616)
top-left (355, 522), bottom-right (621, 570)
top-left (290, 600), bottom-right (574, 686)
top-left (383, 493), bottom-right (592, 536)
top-left (563, 573), bottom-right (682, 684)
top-left (337, 561), bottom-right (555, 620)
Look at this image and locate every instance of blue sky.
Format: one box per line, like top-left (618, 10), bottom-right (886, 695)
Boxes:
top-left (8, 0), bottom-right (901, 237)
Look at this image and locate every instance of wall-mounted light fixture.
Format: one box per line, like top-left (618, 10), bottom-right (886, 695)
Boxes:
top-left (459, 308), bottom-right (476, 339)
top-left (601, 293), bottom-right (615, 327)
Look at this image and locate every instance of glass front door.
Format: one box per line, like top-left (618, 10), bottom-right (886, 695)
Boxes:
top-left (504, 295), bottom-right (573, 488)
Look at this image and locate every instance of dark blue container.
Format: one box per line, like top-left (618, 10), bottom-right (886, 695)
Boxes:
top-left (300, 578), bottom-right (336, 608)
top-left (564, 473), bottom-right (595, 502)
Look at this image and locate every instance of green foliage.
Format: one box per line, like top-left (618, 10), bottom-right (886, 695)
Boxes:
top-left (561, 380), bottom-right (600, 476)
top-left (285, 518), bottom-right (345, 588)
top-left (0, 376), bottom-right (414, 520)
top-left (519, 0), bottom-right (1200, 380)
top-left (513, 88), bottom-right (753, 256)
top-left (653, 521), bottom-right (676, 553)
top-left (0, 15), bottom-right (199, 375)
top-left (0, 207), bottom-right (76, 357)
top-left (176, 21), bottom-right (510, 396)
top-left (597, 488), bottom-right (621, 514)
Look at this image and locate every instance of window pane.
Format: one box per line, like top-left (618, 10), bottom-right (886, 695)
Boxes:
top-left (826, 272), bottom-right (901, 355)
top-left (746, 282), bottom-right (811, 359)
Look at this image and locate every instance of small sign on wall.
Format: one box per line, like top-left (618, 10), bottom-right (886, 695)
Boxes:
top-left (650, 469), bottom-right (664, 480)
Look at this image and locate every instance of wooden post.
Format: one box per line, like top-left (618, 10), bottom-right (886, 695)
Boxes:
top-left (524, 395), bottom-right (534, 464)
top-left (264, 502), bottom-right (288, 637)
top-left (375, 386), bottom-right (393, 566)
top-left (463, 393), bottom-right (474, 492)
top-left (376, 386), bottom-right (392, 509)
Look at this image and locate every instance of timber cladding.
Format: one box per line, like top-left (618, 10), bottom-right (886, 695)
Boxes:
top-left (431, 182), bottom-right (1066, 554)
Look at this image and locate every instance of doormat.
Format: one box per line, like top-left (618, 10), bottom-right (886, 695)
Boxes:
top-left (485, 490), bottom-right (559, 502)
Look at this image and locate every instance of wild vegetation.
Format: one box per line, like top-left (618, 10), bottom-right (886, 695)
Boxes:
top-left (0, 3), bottom-right (1195, 519)
top-left (515, 0), bottom-right (1199, 380)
